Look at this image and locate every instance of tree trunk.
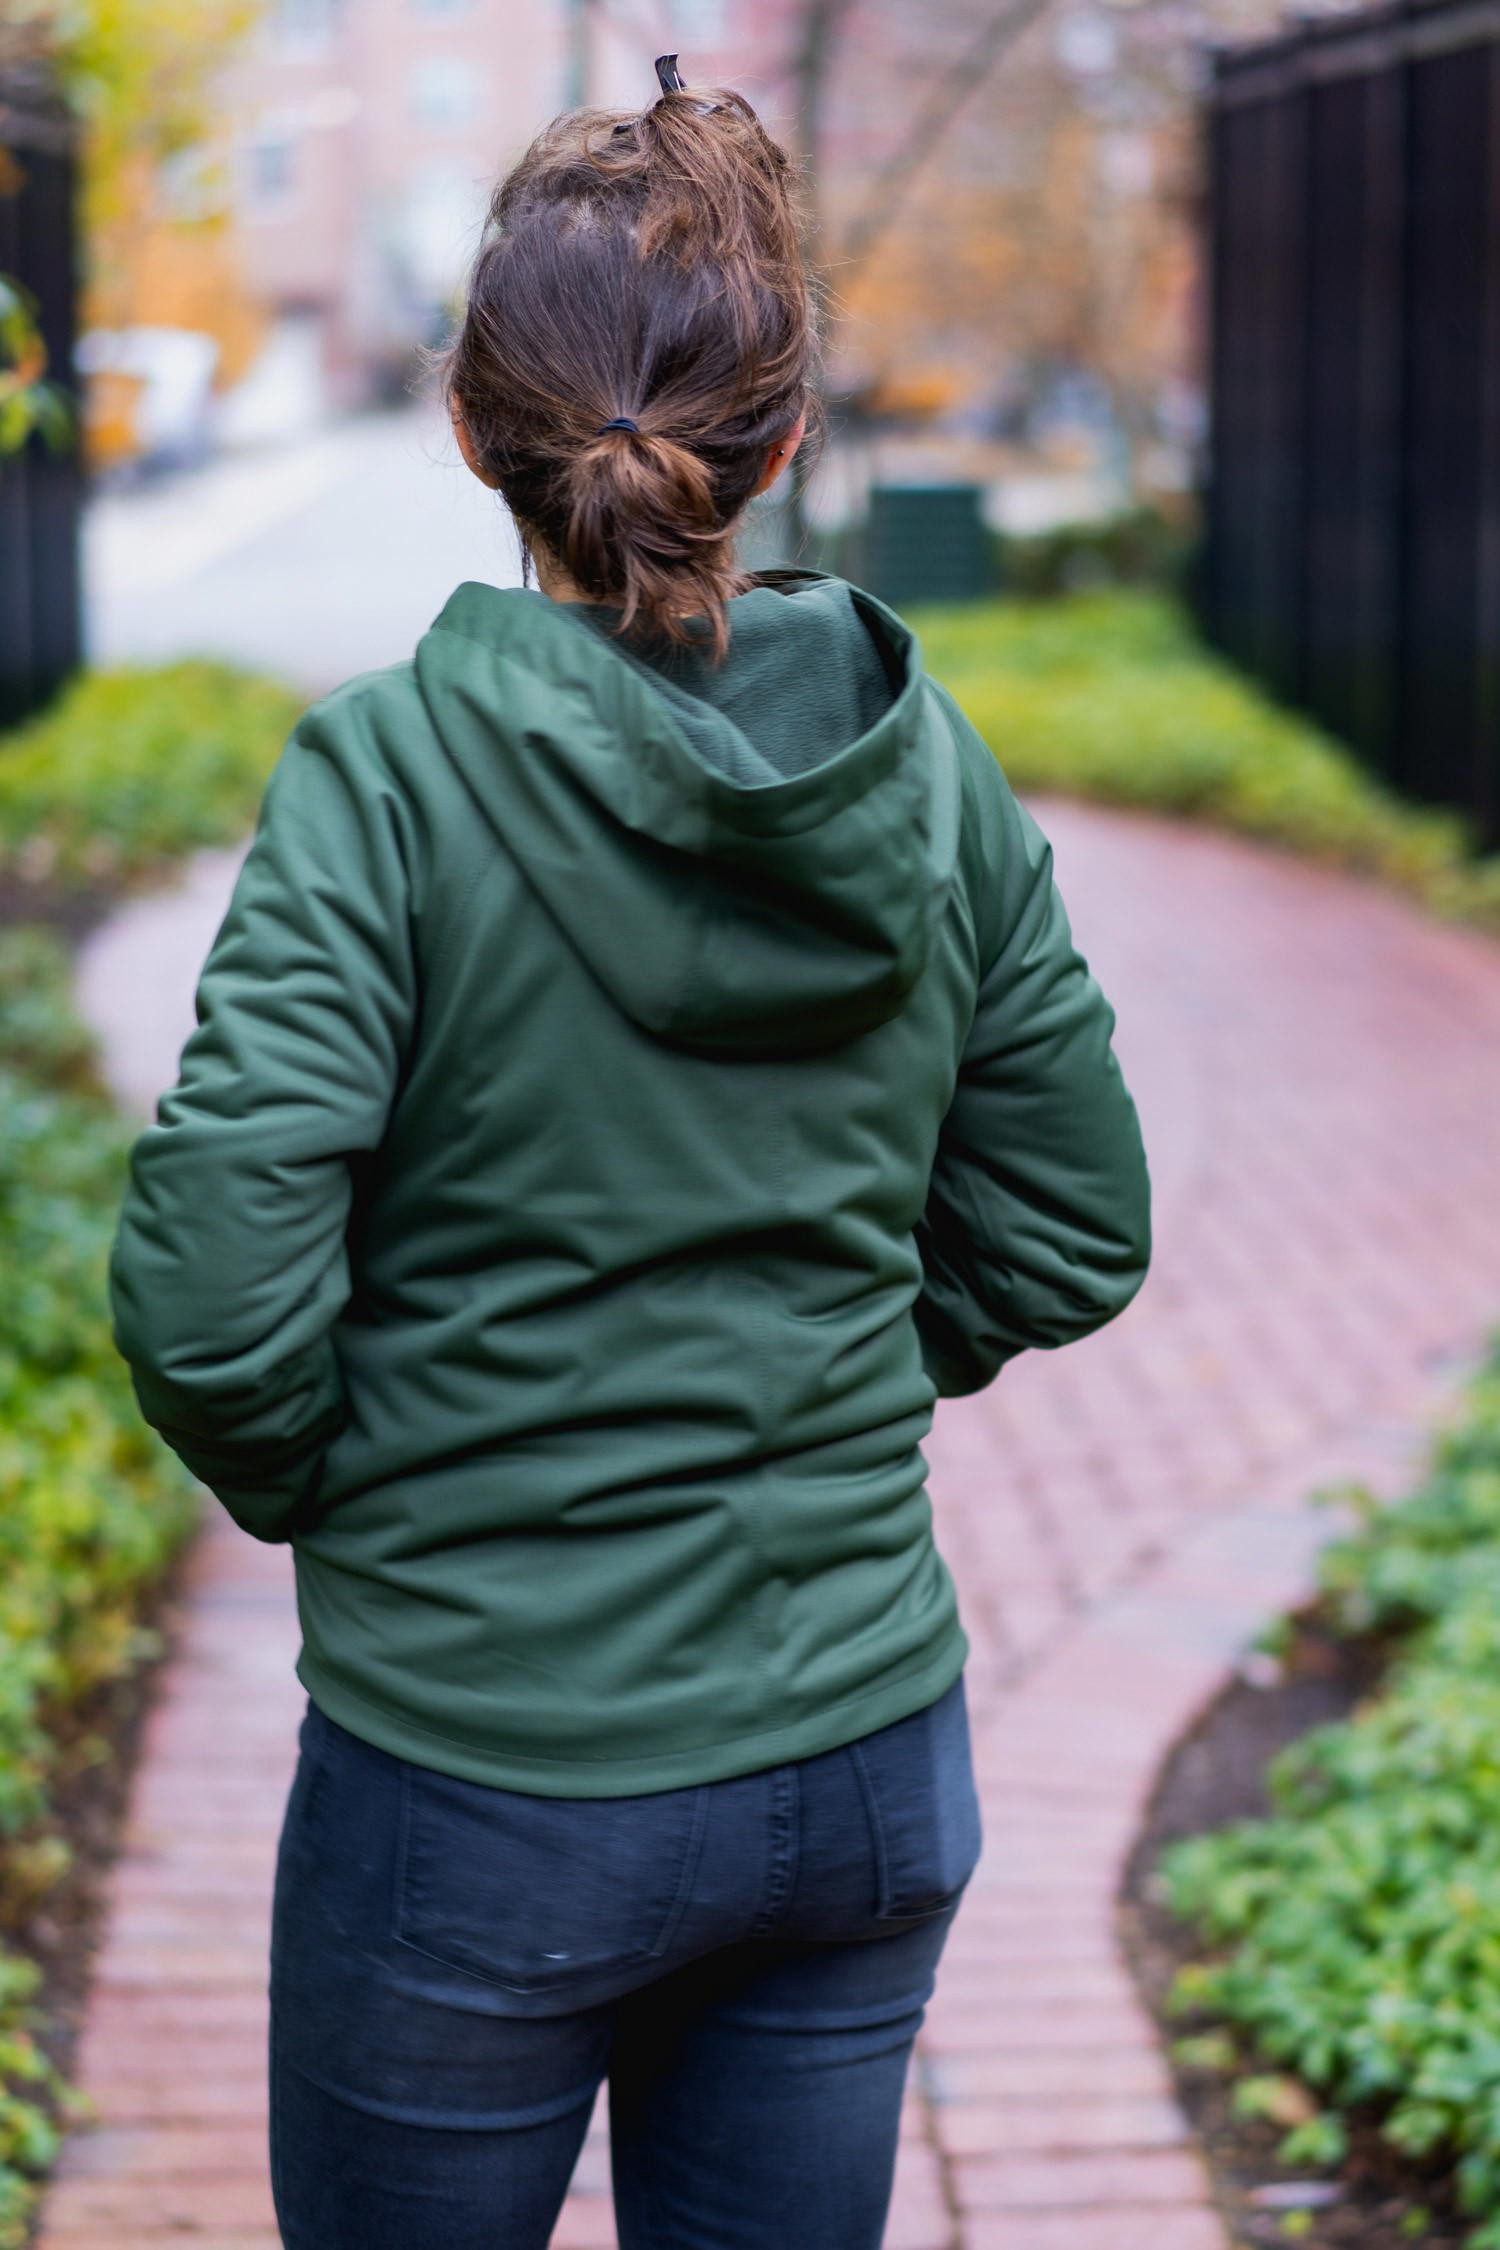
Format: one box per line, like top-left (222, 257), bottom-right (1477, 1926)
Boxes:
top-left (785, 0), bottom-right (860, 559)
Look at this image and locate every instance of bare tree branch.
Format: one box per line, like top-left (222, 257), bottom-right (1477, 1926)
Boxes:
top-left (782, 0), bottom-right (861, 550)
top-left (835, 0), bottom-right (1055, 278)
top-left (791, 0), bottom-right (863, 232)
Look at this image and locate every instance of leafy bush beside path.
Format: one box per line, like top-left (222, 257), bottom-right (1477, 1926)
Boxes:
top-left (4, 604), bottom-right (1500, 941)
top-left (0, 662), bottom-right (300, 896)
top-left (0, 929), bottom-right (201, 2249)
top-left (914, 593), bottom-right (1500, 937)
top-left (2, 599), bottom-right (1499, 2245)
top-left (1161, 1343), bottom-right (1500, 2245)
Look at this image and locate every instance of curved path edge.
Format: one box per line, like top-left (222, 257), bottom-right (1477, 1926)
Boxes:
top-left (925, 1350), bottom-right (1467, 2250)
top-left (29, 1354), bottom-right (1467, 2250)
top-left (39, 794), bottom-right (1500, 2247)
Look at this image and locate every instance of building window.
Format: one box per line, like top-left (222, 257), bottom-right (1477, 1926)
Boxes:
top-left (668, 0), bottom-right (729, 40)
top-left (272, 0), bottom-right (340, 58)
top-left (398, 163), bottom-right (489, 304)
top-left (247, 130), bottom-right (297, 209)
top-left (411, 57), bottom-right (479, 130)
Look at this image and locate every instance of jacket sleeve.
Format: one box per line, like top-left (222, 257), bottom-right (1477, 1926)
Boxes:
top-left (107, 701), bottom-right (419, 1542)
top-left (914, 719), bottom-right (1152, 1398)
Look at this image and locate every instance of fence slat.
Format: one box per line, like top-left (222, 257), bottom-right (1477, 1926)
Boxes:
top-left (1202, 0), bottom-right (1500, 846)
top-left (0, 72), bottom-right (81, 732)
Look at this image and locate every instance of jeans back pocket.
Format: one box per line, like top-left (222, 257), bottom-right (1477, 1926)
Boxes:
top-left (849, 1673), bottom-right (983, 1922)
top-left (392, 1760), bottom-right (710, 1997)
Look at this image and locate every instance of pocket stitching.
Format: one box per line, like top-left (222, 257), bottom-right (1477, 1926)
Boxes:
top-left (847, 1740), bottom-right (894, 1918)
top-left (390, 1766), bottom-right (710, 1994)
top-left (648, 1784), bottom-right (710, 1964)
top-left (390, 1752), bottom-right (416, 1943)
top-left (849, 1706), bottom-right (981, 1924)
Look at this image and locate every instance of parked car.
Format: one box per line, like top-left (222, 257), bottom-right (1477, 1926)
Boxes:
top-left (78, 326), bottom-right (219, 476)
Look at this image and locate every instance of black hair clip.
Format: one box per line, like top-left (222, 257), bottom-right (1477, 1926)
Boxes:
top-left (656, 53), bottom-right (722, 111)
top-left (612, 53), bottom-right (723, 138)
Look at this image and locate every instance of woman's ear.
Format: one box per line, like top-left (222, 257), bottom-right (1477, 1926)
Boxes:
top-left (752, 408), bottom-right (808, 498)
top-left (451, 397), bottom-right (502, 490)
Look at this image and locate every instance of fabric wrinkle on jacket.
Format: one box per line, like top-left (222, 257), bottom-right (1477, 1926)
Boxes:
top-left (108, 569), bottom-right (1153, 1797)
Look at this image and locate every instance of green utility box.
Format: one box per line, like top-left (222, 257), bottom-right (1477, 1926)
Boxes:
top-left (861, 484), bottom-right (992, 607)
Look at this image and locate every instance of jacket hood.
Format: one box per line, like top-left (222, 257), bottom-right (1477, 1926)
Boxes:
top-left (412, 570), bottom-right (961, 1055)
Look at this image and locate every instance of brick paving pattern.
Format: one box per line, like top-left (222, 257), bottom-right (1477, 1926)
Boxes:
top-left (39, 797), bottom-right (1500, 2248)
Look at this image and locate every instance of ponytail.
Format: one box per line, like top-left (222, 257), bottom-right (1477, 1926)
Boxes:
top-left (442, 87), bottom-right (819, 663)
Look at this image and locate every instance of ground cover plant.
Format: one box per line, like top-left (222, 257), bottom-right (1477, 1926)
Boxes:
top-left (1159, 1340), bottom-right (1500, 2245)
top-left (1, 594), bottom-right (1497, 2246)
top-left (0, 662), bottom-right (300, 898)
top-left (6, 604), bottom-right (1500, 942)
top-left (914, 592), bottom-right (1500, 936)
top-left (0, 928), bottom-right (200, 2249)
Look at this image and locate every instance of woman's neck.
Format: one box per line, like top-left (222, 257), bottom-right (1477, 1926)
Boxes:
top-left (531, 545), bottom-right (588, 606)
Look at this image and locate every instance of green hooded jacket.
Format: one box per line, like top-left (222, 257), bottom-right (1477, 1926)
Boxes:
top-left (109, 570), bottom-right (1151, 1795)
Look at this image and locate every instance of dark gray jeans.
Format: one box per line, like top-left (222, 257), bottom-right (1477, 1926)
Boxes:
top-left (269, 1671), bottom-right (981, 2249)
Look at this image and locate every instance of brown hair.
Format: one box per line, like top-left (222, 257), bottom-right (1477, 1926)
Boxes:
top-left (442, 86), bottom-right (819, 662)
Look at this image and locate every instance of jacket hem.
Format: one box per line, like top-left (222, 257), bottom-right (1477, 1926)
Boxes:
top-left (291, 1625), bottom-right (970, 1799)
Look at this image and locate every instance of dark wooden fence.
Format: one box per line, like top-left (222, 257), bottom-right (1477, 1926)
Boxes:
top-left (1201, 0), bottom-right (1500, 845)
top-left (0, 69), bottom-right (81, 730)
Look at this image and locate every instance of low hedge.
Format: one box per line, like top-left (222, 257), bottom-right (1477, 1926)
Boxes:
top-left (0, 928), bottom-right (201, 2249)
top-left (914, 592), bottom-right (1500, 938)
top-left (0, 661), bottom-right (294, 2244)
top-left (817, 503), bottom-right (1193, 602)
top-left (0, 662), bottom-right (300, 897)
top-left (3, 604), bottom-right (1500, 2244)
top-left (991, 506), bottom-right (1195, 600)
top-left (1160, 1339), bottom-right (1500, 2246)
top-left (4, 607), bottom-right (1500, 946)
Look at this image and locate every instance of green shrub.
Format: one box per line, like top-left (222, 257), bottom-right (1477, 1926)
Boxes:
top-left (0, 930), bottom-right (107, 1097)
top-left (993, 507), bottom-right (1195, 600)
top-left (913, 592), bottom-right (1500, 937)
top-left (0, 927), bottom-right (201, 2248)
top-left (812, 503), bottom-right (1191, 601)
top-left (7, 607), bottom-right (1500, 946)
top-left (0, 662), bottom-right (299, 896)
top-left (1160, 1338), bottom-right (1500, 2245)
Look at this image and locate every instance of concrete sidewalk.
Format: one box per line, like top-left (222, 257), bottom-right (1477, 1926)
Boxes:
top-left (42, 795), bottom-right (1500, 2248)
top-left (85, 404), bottom-right (522, 694)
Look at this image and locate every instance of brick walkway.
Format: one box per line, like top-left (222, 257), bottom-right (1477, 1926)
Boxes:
top-left (42, 798), bottom-right (1500, 2249)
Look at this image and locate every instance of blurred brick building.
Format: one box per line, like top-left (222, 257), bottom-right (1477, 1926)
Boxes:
top-left (223, 0), bottom-right (798, 414)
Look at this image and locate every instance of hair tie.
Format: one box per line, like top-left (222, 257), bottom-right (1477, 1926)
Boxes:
top-left (597, 416), bottom-right (640, 435)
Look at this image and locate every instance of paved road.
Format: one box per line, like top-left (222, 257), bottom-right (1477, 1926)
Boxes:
top-left (46, 798), bottom-right (1500, 2248)
top-left (85, 404), bottom-right (523, 693)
